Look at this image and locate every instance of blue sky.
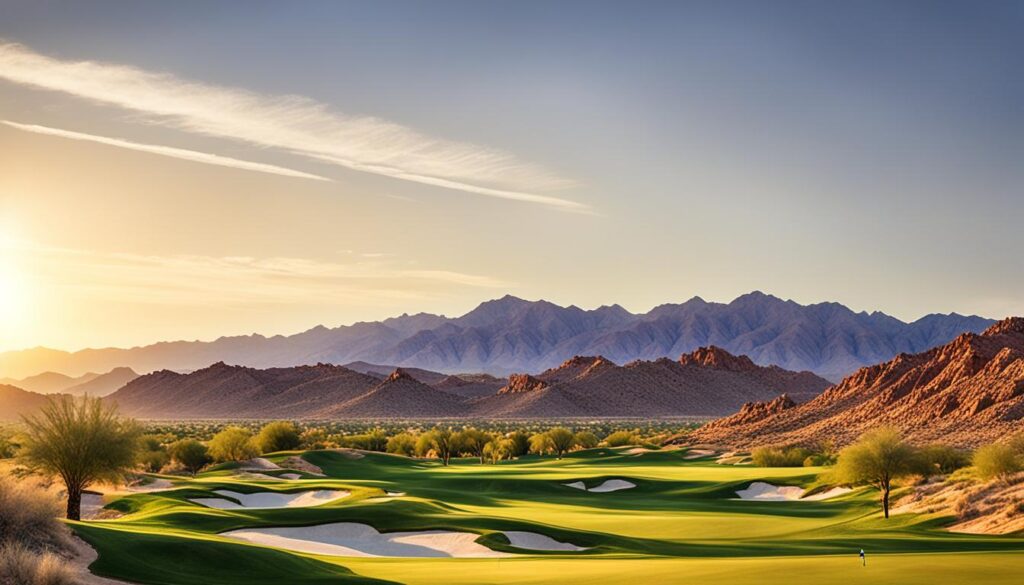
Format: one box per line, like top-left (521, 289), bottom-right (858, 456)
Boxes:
top-left (0, 1), bottom-right (1021, 350)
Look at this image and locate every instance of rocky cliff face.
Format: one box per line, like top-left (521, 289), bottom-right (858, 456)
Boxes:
top-left (689, 317), bottom-right (1024, 448)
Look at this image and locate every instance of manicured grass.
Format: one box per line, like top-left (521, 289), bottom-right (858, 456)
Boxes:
top-left (71, 447), bottom-right (1024, 584)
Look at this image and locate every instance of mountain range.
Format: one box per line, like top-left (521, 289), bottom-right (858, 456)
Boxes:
top-left (0, 292), bottom-right (993, 382)
top-left (101, 346), bottom-right (831, 419)
top-left (688, 317), bottom-right (1024, 448)
top-left (0, 367), bottom-right (139, 397)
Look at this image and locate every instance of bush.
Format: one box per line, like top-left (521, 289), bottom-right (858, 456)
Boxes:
top-left (506, 431), bottom-right (530, 457)
top-left (973, 443), bottom-right (1021, 482)
top-left (919, 443), bottom-right (970, 475)
top-left (300, 428), bottom-right (329, 450)
top-left (386, 432), bottom-right (417, 457)
top-left (168, 439), bottom-right (211, 477)
top-left (604, 430), bottom-right (638, 447)
top-left (0, 476), bottom-right (72, 558)
top-left (574, 431), bottom-right (599, 449)
top-left (208, 427), bottom-right (258, 462)
top-left (255, 421), bottom-right (301, 454)
top-left (0, 544), bottom-right (77, 585)
top-left (752, 446), bottom-right (809, 467)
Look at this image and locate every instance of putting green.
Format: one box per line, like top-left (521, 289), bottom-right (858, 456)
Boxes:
top-left (71, 447), bottom-right (1024, 585)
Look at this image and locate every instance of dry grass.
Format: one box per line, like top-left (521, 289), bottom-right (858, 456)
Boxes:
top-left (0, 543), bottom-right (78, 585)
top-left (0, 475), bottom-right (72, 554)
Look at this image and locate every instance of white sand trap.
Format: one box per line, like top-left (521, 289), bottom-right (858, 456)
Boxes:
top-left (563, 479), bottom-right (635, 492)
top-left (802, 486), bottom-right (853, 501)
top-left (223, 523), bottom-right (509, 558)
top-left (734, 482), bottom-right (851, 502)
top-left (385, 490), bottom-right (406, 497)
top-left (503, 531), bottom-right (587, 551)
top-left (280, 473), bottom-right (302, 480)
top-left (191, 489), bottom-right (349, 509)
top-left (81, 493), bottom-right (106, 520)
top-left (588, 479), bottom-right (636, 492)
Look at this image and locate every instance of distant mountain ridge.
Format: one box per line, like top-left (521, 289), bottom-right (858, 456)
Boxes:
top-left (107, 346), bottom-right (831, 419)
top-left (0, 292), bottom-right (993, 381)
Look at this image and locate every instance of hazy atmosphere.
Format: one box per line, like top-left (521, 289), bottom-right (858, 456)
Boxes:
top-left (2, 1), bottom-right (1023, 353)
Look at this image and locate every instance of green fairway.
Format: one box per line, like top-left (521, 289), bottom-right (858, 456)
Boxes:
top-left (71, 448), bottom-right (1024, 584)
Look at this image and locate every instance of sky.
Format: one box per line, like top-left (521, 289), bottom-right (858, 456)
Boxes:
top-left (1, 1), bottom-right (1022, 352)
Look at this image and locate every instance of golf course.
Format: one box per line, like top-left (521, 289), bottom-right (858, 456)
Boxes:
top-left (71, 447), bottom-right (1024, 585)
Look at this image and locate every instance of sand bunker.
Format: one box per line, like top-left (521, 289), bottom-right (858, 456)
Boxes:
top-left (683, 449), bottom-right (715, 460)
top-left (241, 458), bottom-right (281, 470)
top-left (280, 473), bottom-right (302, 480)
top-left (563, 479), bottom-right (636, 492)
top-left (191, 489), bottom-right (349, 509)
top-left (734, 482), bottom-right (851, 502)
top-left (503, 531), bottom-right (588, 551)
top-left (223, 523), bottom-right (508, 558)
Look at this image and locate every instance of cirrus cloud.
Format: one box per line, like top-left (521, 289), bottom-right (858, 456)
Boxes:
top-left (0, 40), bottom-right (588, 212)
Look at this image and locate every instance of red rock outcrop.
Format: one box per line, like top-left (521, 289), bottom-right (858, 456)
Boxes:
top-left (689, 317), bottom-right (1024, 448)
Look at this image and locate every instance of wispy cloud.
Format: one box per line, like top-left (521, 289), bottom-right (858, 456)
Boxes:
top-left (0, 41), bottom-right (588, 212)
top-left (11, 241), bottom-right (510, 307)
top-left (1, 120), bottom-right (330, 181)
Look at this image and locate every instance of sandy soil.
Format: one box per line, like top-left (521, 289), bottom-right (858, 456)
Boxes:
top-left (734, 482), bottom-right (851, 501)
top-left (683, 449), bottom-right (715, 459)
top-left (893, 473), bottom-right (1024, 534)
top-left (223, 523), bottom-right (510, 558)
top-left (191, 489), bottom-right (349, 509)
top-left (281, 456), bottom-right (327, 475)
top-left (564, 481), bottom-right (586, 490)
top-left (240, 458), bottom-right (281, 470)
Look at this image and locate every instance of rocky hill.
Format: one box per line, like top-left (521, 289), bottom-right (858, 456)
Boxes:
top-left (0, 293), bottom-right (993, 382)
top-left (0, 384), bottom-right (54, 420)
top-left (689, 317), bottom-right (1024, 448)
top-left (104, 346), bottom-right (828, 419)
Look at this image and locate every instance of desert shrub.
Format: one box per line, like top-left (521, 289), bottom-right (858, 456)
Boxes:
top-left (138, 434), bottom-right (170, 473)
top-left (574, 431), bottom-right (599, 449)
top-left (919, 443), bottom-right (971, 475)
top-left (0, 544), bottom-right (77, 585)
top-left (604, 430), bottom-right (638, 447)
top-left (752, 446), bottom-right (809, 467)
top-left (340, 428), bottom-right (388, 452)
top-left (973, 443), bottom-right (1022, 483)
top-left (300, 428), bottom-right (329, 450)
top-left (255, 421), bottom-right (301, 454)
top-left (208, 427), bottom-right (258, 462)
top-left (168, 439), bottom-right (211, 477)
top-left (546, 428), bottom-right (577, 459)
top-left (386, 432), bottom-right (417, 457)
top-left (483, 438), bottom-right (514, 463)
top-left (417, 428), bottom-right (456, 465)
top-left (0, 476), bottom-right (72, 556)
top-left (0, 433), bottom-right (14, 459)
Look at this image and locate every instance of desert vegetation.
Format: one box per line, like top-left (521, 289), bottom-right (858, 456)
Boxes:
top-left (0, 474), bottom-right (77, 585)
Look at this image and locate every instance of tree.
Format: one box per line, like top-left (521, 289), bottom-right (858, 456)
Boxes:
top-left (386, 432), bottom-right (417, 457)
top-left (169, 439), bottom-right (211, 477)
top-left (20, 396), bottom-right (141, 520)
top-left (483, 438), bottom-right (513, 464)
top-left (300, 427), bottom-right (329, 450)
top-left (529, 432), bottom-right (552, 456)
top-left (455, 428), bottom-right (493, 463)
top-left (834, 427), bottom-right (920, 518)
top-left (574, 431), bottom-right (599, 449)
top-left (506, 431), bottom-right (531, 457)
top-left (547, 427), bottom-right (577, 460)
top-left (973, 443), bottom-right (1021, 483)
top-left (919, 443), bottom-right (970, 475)
top-left (138, 434), bottom-right (170, 473)
top-left (255, 421), bottom-right (301, 454)
top-left (208, 427), bottom-right (258, 462)
top-left (421, 428), bottom-right (456, 465)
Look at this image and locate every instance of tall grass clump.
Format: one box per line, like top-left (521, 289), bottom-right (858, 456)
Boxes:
top-left (0, 543), bottom-right (77, 585)
top-left (751, 445), bottom-right (809, 467)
